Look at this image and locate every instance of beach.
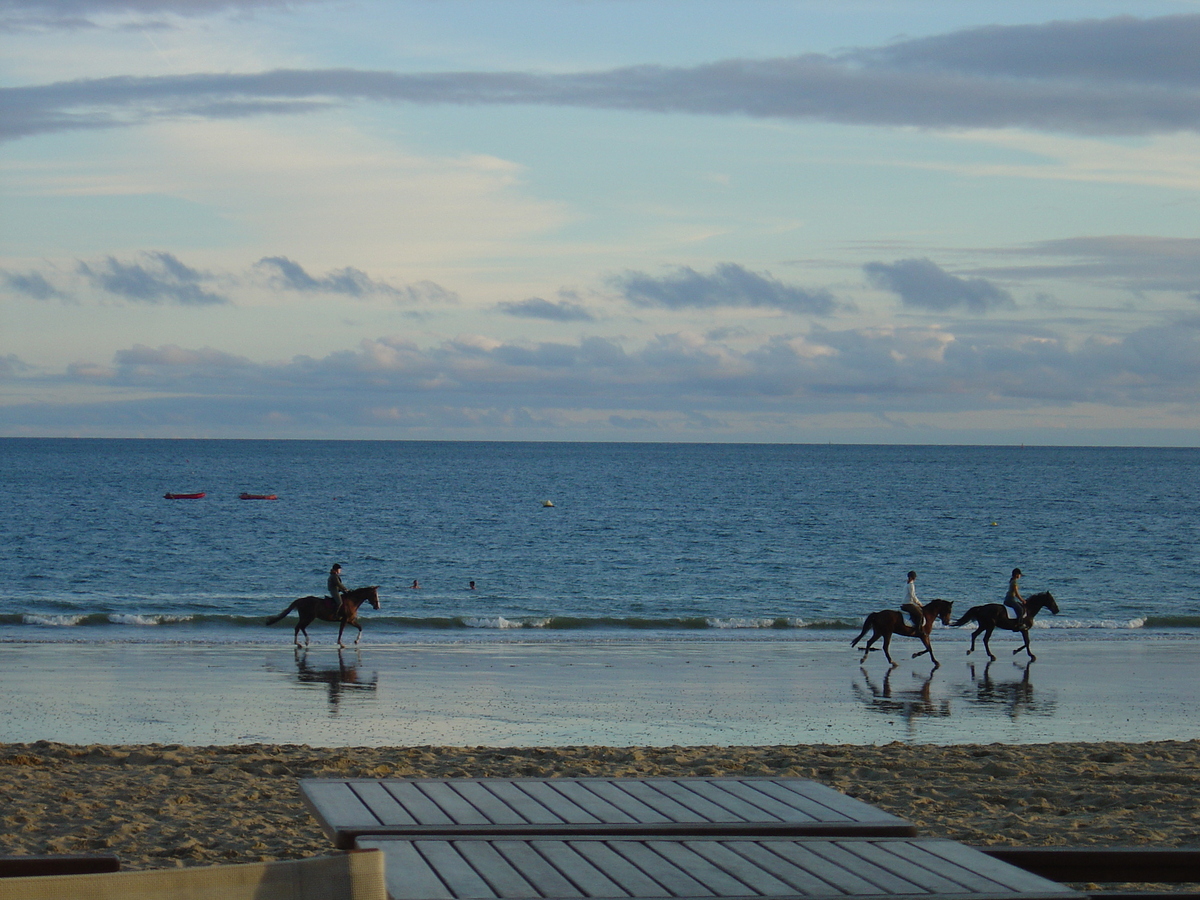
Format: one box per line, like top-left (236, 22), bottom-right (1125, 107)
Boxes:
top-left (2, 638), bottom-right (1199, 872)
top-left (2, 740), bottom-right (1199, 871)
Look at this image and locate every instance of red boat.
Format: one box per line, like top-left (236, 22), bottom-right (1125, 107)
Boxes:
top-left (239, 493), bottom-right (278, 500)
top-left (163, 492), bottom-right (205, 500)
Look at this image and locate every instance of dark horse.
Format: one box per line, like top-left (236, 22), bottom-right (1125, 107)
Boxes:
top-left (266, 585), bottom-right (381, 647)
top-left (952, 591), bottom-right (1059, 661)
top-left (851, 598), bottom-right (955, 668)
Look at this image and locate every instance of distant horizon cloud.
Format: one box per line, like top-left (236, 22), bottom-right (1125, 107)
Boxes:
top-left (498, 297), bottom-right (595, 322)
top-left (614, 263), bottom-right (837, 315)
top-left (864, 258), bottom-right (1016, 314)
top-left (6, 14), bottom-right (1200, 141)
top-left (254, 256), bottom-right (457, 303)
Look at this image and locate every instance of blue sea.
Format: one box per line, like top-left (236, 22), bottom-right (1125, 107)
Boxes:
top-left (2, 439), bottom-right (1198, 645)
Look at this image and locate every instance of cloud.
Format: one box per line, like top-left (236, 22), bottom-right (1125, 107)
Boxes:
top-left (8, 313), bottom-right (1200, 437)
top-left (77, 251), bottom-right (227, 304)
top-left (864, 258), bottom-right (1015, 314)
top-left (0, 0), bottom-right (305, 30)
top-left (6, 15), bottom-right (1200, 141)
top-left (3, 270), bottom-right (66, 300)
top-left (498, 297), bottom-right (595, 322)
top-left (975, 236), bottom-right (1200, 295)
top-left (614, 263), bottom-right (837, 315)
top-left (255, 256), bottom-right (457, 303)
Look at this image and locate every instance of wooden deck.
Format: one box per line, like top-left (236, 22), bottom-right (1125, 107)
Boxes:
top-left (300, 778), bottom-right (918, 849)
top-left (354, 835), bottom-right (1079, 900)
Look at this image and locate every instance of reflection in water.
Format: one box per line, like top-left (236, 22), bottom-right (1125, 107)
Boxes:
top-left (852, 666), bottom-right (951, 738)
top-left (963, 660), bottom-right (1053, 720)
top-left (292, 648), bottom-right (378, 714)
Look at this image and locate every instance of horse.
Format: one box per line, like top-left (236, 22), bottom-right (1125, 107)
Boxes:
top-left (952, 591), bottom-right (1059, 661)
top-left (265, 585), bottom-right (380, 648)
top-left (850, 598), bottom-right (955, 668)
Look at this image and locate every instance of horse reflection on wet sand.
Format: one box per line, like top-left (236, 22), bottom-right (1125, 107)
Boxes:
top-left (294, 648), bottom-right (378, 711)
top-left (853, 666), bottom-right (951, 730)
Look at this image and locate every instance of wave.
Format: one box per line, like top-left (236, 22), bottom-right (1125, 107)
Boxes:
top-left (4, 611), bottom-right (1195, 631)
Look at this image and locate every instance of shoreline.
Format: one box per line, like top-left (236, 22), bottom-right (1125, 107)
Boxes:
top-left (2, 740), bottom-right (1198, 870)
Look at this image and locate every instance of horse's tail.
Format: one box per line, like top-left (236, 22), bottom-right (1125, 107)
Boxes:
top-left (265, 600), bottom-right (299, 626)
top-left (850, 614), bottom-right (875, 647)
top-left (952, 607), bottom-right (980, 627)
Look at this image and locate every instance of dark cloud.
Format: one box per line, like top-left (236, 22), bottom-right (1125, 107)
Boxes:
top-left (10, 316), bottom-right (1200, 435)
top-left (77, 251), bottom-right (227, 304)
top-left (974, 236), bottom-right (1200, 295)
top-left (6, 15), bottom-right (1200, 141)
top-left (3, 270), bottom-right (65, 300)
top-left (614, 263), bottom-right (836, 315)
top-left (255, 256), bottom-right (456, 303)
top-left (498, 297), bottom-right (595, 322)
top-left (865, 258), bottom-right (1015, 314)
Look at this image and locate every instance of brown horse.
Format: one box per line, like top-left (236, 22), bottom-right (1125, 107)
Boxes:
top-left (266, 585), bottom-right (380, 647)
top-left (851, 597), bottom-right (954, 668)
top-left (952, 590), bottom-right (1058, 661)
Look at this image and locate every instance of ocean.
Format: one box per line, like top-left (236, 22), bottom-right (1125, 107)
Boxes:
top-left (3, 438), bottom-right (1198, 645)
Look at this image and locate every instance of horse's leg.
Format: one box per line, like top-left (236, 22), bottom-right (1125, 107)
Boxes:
top-left (881, 633), bottom-right (897, 666)
top-left (966, 626), bottom-right (980, 655)
top-left (353, 621), bottom-right (363, 645)
top-left (1015, 628), bottom-right (1036, 661)
top-left (337, 619), bottom-right (347, 648)
top-left (981, 627), bottom-right (997, 661)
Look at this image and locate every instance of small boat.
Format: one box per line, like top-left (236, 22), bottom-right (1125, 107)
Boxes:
top-left (239, 493), bottom-right (278, 500)
top-left (163, 492), bottom-right (205, 500)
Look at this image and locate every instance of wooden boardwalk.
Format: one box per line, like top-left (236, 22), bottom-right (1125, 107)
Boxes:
top-left (301, 778), bottom-right (917, 849)
top-left (354, 835), bottom-right (1079, 900)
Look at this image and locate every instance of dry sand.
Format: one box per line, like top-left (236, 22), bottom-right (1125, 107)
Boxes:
top-left (2, 741), bottom-right (1198, 871)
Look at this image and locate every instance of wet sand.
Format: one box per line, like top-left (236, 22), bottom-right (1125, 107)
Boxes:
top-left (1, 636), bottom-right (1198, 746)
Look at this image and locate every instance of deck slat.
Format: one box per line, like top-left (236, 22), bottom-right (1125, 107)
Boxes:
top-left (383, 783), bottom-right (457, 826)
top-left (418, 784), bottom-right (494, 826)
top-left (358, 836), bottom-right (1078, 900)
top-left (542, 781), bottom-right (639, 825)
top-left (448, 783), bottom-right (529, 827)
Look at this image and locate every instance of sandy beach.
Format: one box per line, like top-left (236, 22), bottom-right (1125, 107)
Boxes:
top-left (2, 740), bottom-right (1199, 872)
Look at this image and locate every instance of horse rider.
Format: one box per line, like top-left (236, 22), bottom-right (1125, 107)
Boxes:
top-left (328, 563), bottom-right (348, 618)
top-left (1004, 567), bottom-right (1027, 629)
top-left (901, 570), bottom-right (923, 631)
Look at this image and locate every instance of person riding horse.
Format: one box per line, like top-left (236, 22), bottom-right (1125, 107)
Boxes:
top-left (901, 570), bottom-right (922, 631)
top-left (1004, 567), bottom-right (1026, 629)
top-left (328, 563), bottom-right (348, 618)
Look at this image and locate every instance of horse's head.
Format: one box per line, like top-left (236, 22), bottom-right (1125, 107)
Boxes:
top-left (1029, 591), bottom-right (1058, 616)
top-left (934, 598), bottom-right (954, 625)
top-left (365, 586), bottom-right (381, 610)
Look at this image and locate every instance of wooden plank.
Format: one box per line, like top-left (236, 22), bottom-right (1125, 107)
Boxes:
top-left (645, 839), bottom-right (762, 895)
top-left (758, 838), bottom-right (899, 895)
top-left (568, 840), bottom-right (681, 896)
top-left (675, 780), bottom-right (788, 823)
top-left (616, 781), bottom-right (713, 824)
top-left (414, 840), bottom-right (497, 898)
top-left (448, 782), bottom-right (529, 827)
top-left (542, 781), bottom-right (639, 825)
top-left (417, 783), bottom-right (494, 826)
top-left (454, 839), bottom-right (542, 898)
top-left (357, 838), bottom-right (455, 900)
top-left (765, 782), bottom-right (879, 823)
top-left (353, 782), bottom-right (421, 826)
top-left (935, 846), bottom-right (1079, 893)
top-left (383, 783), bottom-right (457, 826)
top-left (579, 781), bottom-right (674, 823)
top-left (677, 839), bottom-right (798, 895)
top-left (528, 839), bottom-right (629, 897)
top-left (603, 839), bottom-right (716, 897)
top-left (715, 780), bottom-right (829, 823)
top-left (490, 840), bottom-right (586, 899)
top-left (641, 780), bottom-right (750, 823)
top-left (483, 782), bottom-right (568, 826)
top-left (513, 782), bottom-right (601, 825)
top-left (797, 839), bottom-right (928, 894)
top-left (301, 781), bottom-right (378, 844)
top-left (838, 839), bottom-right (971, 893)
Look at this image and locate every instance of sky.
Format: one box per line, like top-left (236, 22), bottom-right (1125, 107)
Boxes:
top-left (4, 1), bottom-right (1200, 444)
